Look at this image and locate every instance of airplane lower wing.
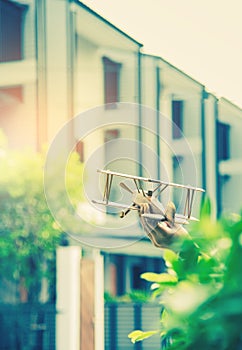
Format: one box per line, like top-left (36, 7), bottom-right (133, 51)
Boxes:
top-left (92, 199), bottom-right (199, 224)
top-left (175, 214), bottom-right (199, 222)
top-left (141, 213), bottom-right (191, 225)
top-left (92, 199), bottom-right (138, 211)
top-left (141, 213), bottom-right (166, 221)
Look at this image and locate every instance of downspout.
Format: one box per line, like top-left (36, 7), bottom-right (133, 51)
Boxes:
top-left (35, 0), bottom-right (47, 150)
top-left (137, 50), bottom-right (143, 176)
top-left (201, 87), bottom-right (207, 196)
top-left (214, 98), bottom-right (221, 217)
top-left (156, 64), bottom-right (161, 180)
top-left (66, 0), bottom-right (75, 144)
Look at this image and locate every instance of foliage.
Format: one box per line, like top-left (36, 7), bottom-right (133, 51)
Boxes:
top-left (104, 289), bottom-right (151, 303)
top-left (0, 132), bottom-right (83, 302)
top-left (128, 199), bottom-right (242, 349)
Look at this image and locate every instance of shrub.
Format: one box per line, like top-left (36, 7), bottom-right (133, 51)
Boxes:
top-left (129, 201), bottom-right (242, 349)
top-left (0, 134), bottom-right (83, 302)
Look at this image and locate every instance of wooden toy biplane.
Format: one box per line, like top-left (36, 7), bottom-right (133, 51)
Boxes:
top-left (92, 169), bottom-right (205, 225)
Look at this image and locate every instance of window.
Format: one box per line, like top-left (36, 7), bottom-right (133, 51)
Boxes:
top-left (131, 265), bottom-right (146, 290)
top-left (0, 86), bottom-right (23, 102)
top-left (0, 0), bottom-right (26, 62)
top-left (104, 129), bottom-right (120, 143)
top-left (172, 100), bottom-right (183, 139)
top-left (172, 155), bottom-right (183, 171)
top-left (102, 57), bottom-right (121, 109)
top-left (75, 140), bottom-right (84, 162)
top-left (172, 155), bottom-right (183, 208)
top-left (0, 86), bottom-right (23, 116)
top-left (115, 255), bottom-right (125, 296)
top-left (217, 122), bottom-right (230, 161)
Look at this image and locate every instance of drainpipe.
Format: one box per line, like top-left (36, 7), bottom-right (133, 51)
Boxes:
top-left (35, 0), bottom-right (47, 150)
top-left (156, 64), bottom-right (161, 180)
top-left (66, 0), bottom-right (75, 144)
top-left (214, 98), bottom-right (221, 218)
top-left (201, 87), bottom-right (207, 196)
top-left (137, 50), bottom-right (143, 176)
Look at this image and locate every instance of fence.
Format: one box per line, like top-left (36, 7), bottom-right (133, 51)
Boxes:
top-left (105, 302), bottom-right (164, 350)
top-left (0, 303), bottom-right (56, 350)
top-left (0, 302), bottom-right (164, 350)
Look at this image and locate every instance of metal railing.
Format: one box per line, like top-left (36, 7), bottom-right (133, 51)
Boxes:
top-left (0, 303), bottom-right (56, 350)
top-left (105, 302), bottom-right (163, 350)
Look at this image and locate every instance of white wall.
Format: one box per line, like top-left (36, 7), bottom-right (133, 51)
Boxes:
top-left (204, 94), bottom-right (217, 217)
top-left (218, 98), bottom-right (242, 214)
top-left (56, 246), bottom-right (81, 350)
top-left (0, 0), bottom-right (37, 150)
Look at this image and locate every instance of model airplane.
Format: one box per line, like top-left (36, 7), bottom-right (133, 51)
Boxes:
top-left (92, 169), bottom-right (205, 225)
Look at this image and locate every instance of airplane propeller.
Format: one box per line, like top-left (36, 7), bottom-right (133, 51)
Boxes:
top-left (119, 182), bottom-right (134, 194)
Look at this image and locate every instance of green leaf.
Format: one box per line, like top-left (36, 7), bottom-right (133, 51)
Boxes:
top-left (141, 272), bottom-right (178, 284)
top-left (164, 249), bottom-right (179, 266)
top-left (200, 196), bottom-right (211, 218)
top-left (128, 330), bottom-right (158, 343)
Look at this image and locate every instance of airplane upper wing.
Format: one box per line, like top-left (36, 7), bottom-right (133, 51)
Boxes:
top-left (97, 169), bottom-right (205, 192)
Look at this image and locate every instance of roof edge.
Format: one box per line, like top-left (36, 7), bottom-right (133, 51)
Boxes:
top-left (75, 1), bottom-right (143, 48)
top-left (219, 97), bottom-right (242, 111)
top-left (142, 53), bottom-right (204, 88)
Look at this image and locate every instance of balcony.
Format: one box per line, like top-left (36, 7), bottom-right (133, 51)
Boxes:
top-left (0, 59), bottom-right (36, 87)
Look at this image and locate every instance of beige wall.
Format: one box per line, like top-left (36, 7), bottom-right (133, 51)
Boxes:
top-left (218, 98), bottom-right (242, 214)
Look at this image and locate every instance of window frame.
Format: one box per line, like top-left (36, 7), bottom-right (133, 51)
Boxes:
top-left (102, 56), bottom-right (121, 109)
top-left (172, 100), bottom-right (184, 139)
top-left (217, 121), bottom-right (230, 161)
top-left (0, 0), bottom-right (26, 63)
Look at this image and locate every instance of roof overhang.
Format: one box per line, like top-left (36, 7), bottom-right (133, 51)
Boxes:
top-left (74, 1), bottom-right (143, 52)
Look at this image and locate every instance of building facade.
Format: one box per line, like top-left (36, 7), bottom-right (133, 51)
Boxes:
top-left (1, 0), bottom-right (242, 281)
top-left (217, 98), bottom-right (242, 215)
top-left (1, 0), bottom-right (241, 217)
top-left (1, 2), bottom-right (242, 348)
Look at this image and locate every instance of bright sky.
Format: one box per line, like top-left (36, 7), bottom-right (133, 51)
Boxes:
top-left (82, 0), bottom-right (242, 108)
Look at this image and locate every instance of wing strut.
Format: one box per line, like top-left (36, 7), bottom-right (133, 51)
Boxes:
top-left (133, 179), bottom-right (140, 193)
top-left (138, 180), bottom-right (146, 197)
top-left (184, 188), bottom-right (195, 219)
top-left (154, 184), bottom-right (169, 198)
top-left (133, 178), bottom-right (146, 197)
top-left (103, 173), bottom-right (113, 204)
